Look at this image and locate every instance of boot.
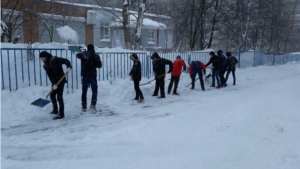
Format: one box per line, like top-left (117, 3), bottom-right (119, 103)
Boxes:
top-left (173, 92), bottom-right (179, 95)
top-left (90, 104), bottom-right (97, 113)
top-left (82, 103), bottom-right (87, 112)
top-left (53, 113), bottom-right (64, 120)
top-left (50, 110), bottom-right (58, 115)
top-left (50, 106), bottom-right (58, 114)
top-left (132, 97), bottom-right (139, 100)
top-left (152, 94), bottom-right (158, 96)
top-left (157, 95), bottom-right (165, 98)
top-left (138, 98), bottom-right (145, 103)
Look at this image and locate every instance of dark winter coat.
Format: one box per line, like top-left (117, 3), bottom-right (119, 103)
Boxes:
top-left (129, 54), bottom-right (142, 81)
top-left (43, 55), bottom-right (72, 85)
top-left (205, 54), bottom-right (221, 70)
top-left (76, 50), bottom-right (102, 79)
top-left (189, 61), bottom-right (206, 76)
top-left (152, 58), bottom-right (173, 77)
top-left (218, 53), bottom-right (227, 71)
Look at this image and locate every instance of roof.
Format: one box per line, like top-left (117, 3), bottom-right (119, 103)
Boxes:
top-left (55, 1), bottom-right (171, 19)
top-left (111, 15), bottom-right (167, 29)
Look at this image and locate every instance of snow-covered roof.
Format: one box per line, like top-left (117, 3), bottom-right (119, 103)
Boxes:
top-left (110, 15), bottom-right (167, 29)
top-left (39, 13), bottom-right (86, 22)
top-left (55, 1), bottom-right (171, 19)
top-left (111, 15), bottom-right (167, 29)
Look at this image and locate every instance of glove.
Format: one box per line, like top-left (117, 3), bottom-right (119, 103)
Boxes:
top-left (155, 77), bottom-right (158, 80)
top-left (52, 85), bottom-right (58, 90)
top-left (167, 70), bottom-right (171, 73)
top-left (211, 67), bottom-right (214, 70)
top-left (203, 71), bottom-right (206, 75)
top-left (67, 67), bottom-right (72, 73)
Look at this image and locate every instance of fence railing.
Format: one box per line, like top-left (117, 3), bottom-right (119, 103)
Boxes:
top-left (1, 48), bottom-right (299, 92)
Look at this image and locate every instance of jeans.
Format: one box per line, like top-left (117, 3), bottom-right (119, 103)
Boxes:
top-left (191, 70), bottom-right (205, 90)
top-left (212, 70), bottom-right (220, 86)
top-left (82, 77), bottom-right (98, 107)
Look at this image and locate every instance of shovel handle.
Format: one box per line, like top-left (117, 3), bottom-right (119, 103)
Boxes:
top-left (46, 71), bottom-right (69, 98)
top-left (140, 72), bottom-right (168, 86)
top-left (186, 77), bottom-right (200, 87)
top-left (150, 72), bottom-right (168, 82)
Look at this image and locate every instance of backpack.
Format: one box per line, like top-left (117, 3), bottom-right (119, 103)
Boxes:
top-left (228, 56), bottom-right (238, 68)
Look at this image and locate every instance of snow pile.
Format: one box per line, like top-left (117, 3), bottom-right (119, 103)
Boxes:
top-left (57, 25), bottom-right (79, 44)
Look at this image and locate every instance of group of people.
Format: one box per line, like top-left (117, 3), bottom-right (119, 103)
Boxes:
top-left (39, 44), bottom-right (238, 120)
top-left (40, 44), bottom-right (101, 120)
top-left (131, 50), bottom-right (238, 100)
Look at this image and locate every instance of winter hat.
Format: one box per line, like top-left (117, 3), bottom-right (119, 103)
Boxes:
top-left (176, 55), bottom-right (181, 59)
top-left (151, 52), bottom-right (160, 59)
top-left (209, 51), bottom-right (215, 56)
top-left (225, 52), bottom-right (232, 57)
top-left (87, 44), bottom-right (94, 51)
top-left (39, 51), bottom-right (52, 58)
top-left (217, 50), bottom-right (223, 55)
top-left (130, 53), bottom-right (138, 60)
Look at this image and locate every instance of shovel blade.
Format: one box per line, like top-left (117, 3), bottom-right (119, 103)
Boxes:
top-left (68, 46), bottom-right (82, 53)
top-left (31, 98), bottom-right (51, 108)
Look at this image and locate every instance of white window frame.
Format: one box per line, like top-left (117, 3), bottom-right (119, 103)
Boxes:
top-left (148, 30), bottom-right (155, 44)
top-left (100, 22), bottom-right (110, 42)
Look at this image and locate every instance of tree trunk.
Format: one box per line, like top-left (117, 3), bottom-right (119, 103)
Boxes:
top-left (134, 0), bottom-right (146, 50)
top-left (207, 0), bottom-right (218, 49)
top-left (123, 0), bottom-right (132, 49)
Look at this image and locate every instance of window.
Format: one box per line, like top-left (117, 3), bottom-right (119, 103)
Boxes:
top-left (100, 22), bottom-right (110, 42)
top-left (148, 30), bottom-right (155, 44)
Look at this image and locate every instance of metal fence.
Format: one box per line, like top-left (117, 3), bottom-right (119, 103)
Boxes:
top-left (1, 48), bottom-right (300, 92)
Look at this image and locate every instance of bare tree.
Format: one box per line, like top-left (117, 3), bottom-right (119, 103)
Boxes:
top-left (168, 0), bottom-right (215, 51)
top-left (207, 0), bottom-right (218, 49)
top-left (134, 0), bottom-right (146, 50)
top-left (1, 0), bottom-right (53, 43)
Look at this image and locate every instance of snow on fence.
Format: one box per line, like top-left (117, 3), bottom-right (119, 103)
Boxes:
top-left (1, 48), bottom-right (299, 92)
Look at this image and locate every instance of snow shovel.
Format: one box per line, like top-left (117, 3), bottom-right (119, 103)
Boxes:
top-left (31, 71), bottom-right (69, 108)
top-left (204, 70), bottom-right (212, 80)
top-left (140, 72), bottom-right (168, 86)
top-left (68, 46), bottom-right (82, 53)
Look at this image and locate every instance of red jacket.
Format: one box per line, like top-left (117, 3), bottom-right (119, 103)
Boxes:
top-left (171, 59), bottom-right (186, 77)
top-left (189, 61), bottom-right (206, 76)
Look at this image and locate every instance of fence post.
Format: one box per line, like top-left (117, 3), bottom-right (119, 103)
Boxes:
top-left (238, 46), bottom-right (241, 68)
top-left (14, 50), bottom-right (18, 90)
top-left (1, 50), bottom-right (4, 90)
top-left (272, 54), bottom-right (275, 66)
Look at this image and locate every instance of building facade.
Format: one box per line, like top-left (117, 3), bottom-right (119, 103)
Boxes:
top-left (1, 0), bottom-right (173, 51)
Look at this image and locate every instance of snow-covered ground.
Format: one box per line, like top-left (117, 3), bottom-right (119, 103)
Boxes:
top-left (1, 58), bottom-right (300, 169)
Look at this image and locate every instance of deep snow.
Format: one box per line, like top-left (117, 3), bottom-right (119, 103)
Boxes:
top-left (1, 59), bottom-right (300, 169)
